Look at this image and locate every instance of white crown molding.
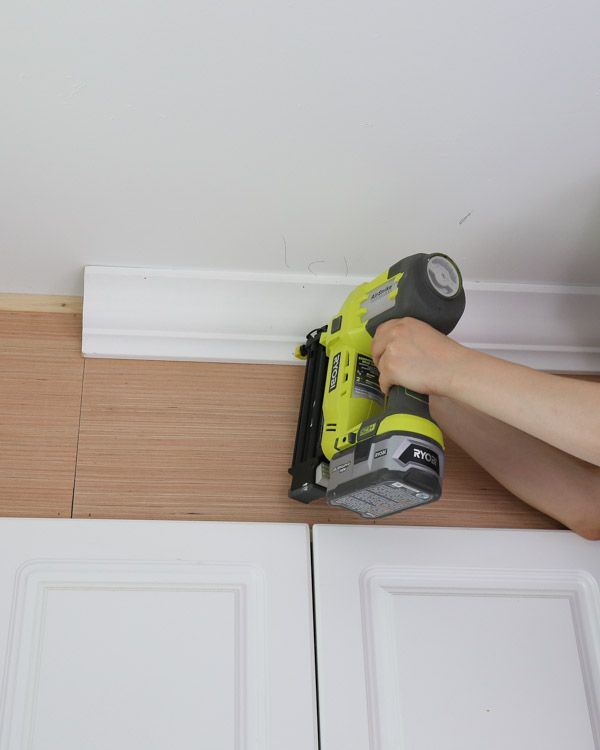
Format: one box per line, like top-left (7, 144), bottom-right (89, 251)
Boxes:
top-left (82, 266), bottom-right (600, 372)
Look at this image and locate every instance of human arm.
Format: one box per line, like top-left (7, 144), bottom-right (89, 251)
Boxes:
top-left (430, 395), bottom-right (600, 539)
top-left (371, 317), bottom-right (600, 468)
top-left (370, 317), bottom-right (600, 538)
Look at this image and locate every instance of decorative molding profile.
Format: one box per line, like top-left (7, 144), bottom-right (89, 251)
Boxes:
top-left (82, 266), bottom-right (600, 372)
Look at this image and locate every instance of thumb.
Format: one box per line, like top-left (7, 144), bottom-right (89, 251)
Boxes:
top-left (377, 355), bottom-right (392, 396)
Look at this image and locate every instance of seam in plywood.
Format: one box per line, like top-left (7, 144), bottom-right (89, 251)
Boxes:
top-left (71, 359), bottom-right (87, 518)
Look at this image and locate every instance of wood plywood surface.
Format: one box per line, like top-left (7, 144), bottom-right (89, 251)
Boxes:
top-left (72, 358), bottom-right (563, 529)
top-left (72, 358), bottom-right (362, 524)
top-left (0, 294), bottom-right (82, 314)
top-left (0, 312), bottom-right (84, 517)
top-left (0, 307), bottom-right (593, 529)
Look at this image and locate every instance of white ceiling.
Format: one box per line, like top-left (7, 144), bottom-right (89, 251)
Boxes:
top-left (2, 0), bottom-right (600, 295)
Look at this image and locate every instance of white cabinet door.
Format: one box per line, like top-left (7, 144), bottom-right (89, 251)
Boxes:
top-left (0, 518), bottom-right (318, 750)
top-left (313, 525), bottom-right (600, 750)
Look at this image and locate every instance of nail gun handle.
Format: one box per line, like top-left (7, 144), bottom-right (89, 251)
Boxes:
top-left (386, 384), bottom-right (432, 421)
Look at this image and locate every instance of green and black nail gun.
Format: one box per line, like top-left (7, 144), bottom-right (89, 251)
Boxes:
top-left (288, 253), bottom-right (466, 519)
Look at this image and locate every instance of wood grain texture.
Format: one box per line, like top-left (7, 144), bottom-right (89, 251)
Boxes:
top-left (73, 357), bottom-right (566, 529)
top-left (0, 309), bottom-right (592, 528)
top-left (0, 294), bottom-right (82, 314)
top-left (0, 312), bottom-right (84, 517)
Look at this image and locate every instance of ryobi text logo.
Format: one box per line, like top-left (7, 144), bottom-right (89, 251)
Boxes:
top-left (413, 448), bottom-right (438, 467)
top-left (329, 352), bottom-right (341, 392)
top-left (399, 443), bottom-right (441, 474)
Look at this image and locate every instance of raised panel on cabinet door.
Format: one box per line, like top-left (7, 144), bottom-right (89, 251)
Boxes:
top-left (313, 525), bottom-right (600, 750)
top-left (0, 518), bottom-right (318, 750)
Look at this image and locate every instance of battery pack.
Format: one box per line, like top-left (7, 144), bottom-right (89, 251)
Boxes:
top-left (326, 433), bottom-right (443, 518)
top-left (328, 479), bottom-right (438, 519)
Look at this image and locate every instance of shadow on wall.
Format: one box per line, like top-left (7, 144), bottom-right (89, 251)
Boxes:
top-left (482, 179), bottom-right (600, 286)
top-left (477, 179), bottom-right (600, 350)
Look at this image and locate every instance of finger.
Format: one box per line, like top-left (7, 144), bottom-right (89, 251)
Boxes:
top-left (371, 320), bottom-right (404, 366)
top-left (372, 343), bottom-right (382, 369)
top-left (376, 350), bottom-right (393, 395)
top-left (378, 372), bottom-right (391, 396)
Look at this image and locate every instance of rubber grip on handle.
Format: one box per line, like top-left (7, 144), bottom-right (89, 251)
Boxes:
top-left (386, 384), bottom-right (431, 421)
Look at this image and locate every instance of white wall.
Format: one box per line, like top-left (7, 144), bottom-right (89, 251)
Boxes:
top-left (2, 0), bottom-right (600, 295)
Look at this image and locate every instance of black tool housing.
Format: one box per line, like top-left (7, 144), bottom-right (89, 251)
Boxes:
top-left (288, 326), bottom-right (328, 502)
top-left (365, 253), bottom-right (466, 337)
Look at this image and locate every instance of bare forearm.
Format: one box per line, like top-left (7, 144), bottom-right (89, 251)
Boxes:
top-left (372, 319), bottom-right (600, 467)
top-left (447, 350), bottom-right (600, 467)
top-left (431, 395), bottom-right (600, 538)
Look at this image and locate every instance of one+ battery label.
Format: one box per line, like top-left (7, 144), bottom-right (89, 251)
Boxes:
top-left (353, 354), bottom-right (384, 406)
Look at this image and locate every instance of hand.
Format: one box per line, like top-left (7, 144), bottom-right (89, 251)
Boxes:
top-left (371, 317), bottom-right (472, 397)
